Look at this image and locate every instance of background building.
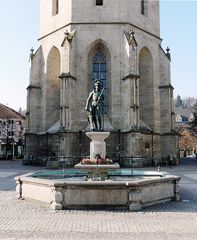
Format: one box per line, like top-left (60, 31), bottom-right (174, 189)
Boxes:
top-left (0, 103), bottom-right (25, 159)
top-left (25, 0), bottom-right (178, 166)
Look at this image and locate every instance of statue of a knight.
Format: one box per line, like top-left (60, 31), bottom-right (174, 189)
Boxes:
top-left (85, 80), bottom-right (104, 131)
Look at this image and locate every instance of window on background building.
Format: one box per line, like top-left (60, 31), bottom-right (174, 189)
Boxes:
top-left (52, 0), bottom-right (59, 16)
top-left (96, 0), bottom-right (103, 6)
top-left (92, 50), bottom-right (107, 113)
top-left (141, 0), bottom-right (148, 16)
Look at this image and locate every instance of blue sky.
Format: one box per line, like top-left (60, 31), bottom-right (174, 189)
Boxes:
top-left (0, 0), bottom-right (196, 111)
top-left (160, 0), bottom-right (197, 101)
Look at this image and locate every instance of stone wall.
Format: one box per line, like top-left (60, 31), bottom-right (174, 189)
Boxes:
top-left (25, 0), bottom-right (178, 165)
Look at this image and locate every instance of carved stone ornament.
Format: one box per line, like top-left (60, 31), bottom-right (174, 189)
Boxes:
top-left (61, 29), bottom-right (76, 46)
top-left (124, 30), bottom-right (138, 46)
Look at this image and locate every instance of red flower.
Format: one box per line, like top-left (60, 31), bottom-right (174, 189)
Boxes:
top-left (81, 157), bottom-right (113, 165)
top-left (97, 158), bottom-right (105, 164)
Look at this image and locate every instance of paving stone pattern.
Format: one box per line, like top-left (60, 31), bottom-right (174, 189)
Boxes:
top-left (0, 159), bottom-right (197, 240)
top-left (0, 192), bottom-right (197, 240)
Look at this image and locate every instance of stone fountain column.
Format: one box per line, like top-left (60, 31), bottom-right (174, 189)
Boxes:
top-left (86, 132), bottom-right (110, 159)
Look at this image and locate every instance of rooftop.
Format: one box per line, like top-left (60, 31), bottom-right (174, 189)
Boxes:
top-left (0, 103), bottom-right (25, 119)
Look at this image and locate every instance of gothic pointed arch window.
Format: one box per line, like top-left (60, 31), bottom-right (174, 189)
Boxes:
top-left (92, 49), bottom-right (107, 112)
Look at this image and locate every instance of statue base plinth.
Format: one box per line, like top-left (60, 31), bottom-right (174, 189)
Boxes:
top-left (86, 132), bottom-right (110, 159)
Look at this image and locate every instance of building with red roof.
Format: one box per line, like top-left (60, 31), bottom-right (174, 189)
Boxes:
top-left (0, 103), bottom-right (26, 159)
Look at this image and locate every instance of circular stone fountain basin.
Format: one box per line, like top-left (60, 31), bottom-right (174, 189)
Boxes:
top-left (15, 169), bottom-right (181, 211)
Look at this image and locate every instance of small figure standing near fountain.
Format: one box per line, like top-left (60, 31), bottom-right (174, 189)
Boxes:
top-left (85, 79), bottom-right (104, 131)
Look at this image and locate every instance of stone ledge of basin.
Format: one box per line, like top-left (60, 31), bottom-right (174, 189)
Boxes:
top-left (52, 176), bottom-right (179, 187)
top-left (52, 181), bottom-right (128, 187)
top-left (15, 173), bottom-right (32, 180)
top-left (125, 175), bottom-right (181, 187)
top-left (15, 174), bottom-right (127, 187)
top-left (15, 174), bottom-right (181, 188)
top-left (15, 173), bottom-right (33, 180)
top-left (15, 174), bottom-right (56, 186)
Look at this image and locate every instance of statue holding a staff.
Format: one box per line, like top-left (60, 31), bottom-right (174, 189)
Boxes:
top-left (85, 80), bottom-right (104, 131)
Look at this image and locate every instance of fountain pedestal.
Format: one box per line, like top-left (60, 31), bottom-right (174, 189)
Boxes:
top-left (74, 163), bottom-right (120, 180)
top-left (85, 131), bottom-right (110, 159)
top-left (74, 131), bottom-right (120, 180)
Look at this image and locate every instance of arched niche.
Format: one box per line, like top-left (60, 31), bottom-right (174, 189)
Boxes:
top-left (139, 46), bottom-right (154, 128)
top-left (46, 46), bottom-right (61, 129)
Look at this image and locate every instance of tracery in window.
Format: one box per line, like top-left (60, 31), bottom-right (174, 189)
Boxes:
top-left (92, 50), bottom-right (107, 112)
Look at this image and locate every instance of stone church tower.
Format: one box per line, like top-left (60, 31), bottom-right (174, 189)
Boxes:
top-left (26, 0), bottom-right (178, 166)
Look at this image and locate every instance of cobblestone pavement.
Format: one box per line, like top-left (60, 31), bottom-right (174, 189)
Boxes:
top-left (0, 158), bottom-right (197, 240)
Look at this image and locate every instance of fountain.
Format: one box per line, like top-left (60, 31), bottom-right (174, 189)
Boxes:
top-left (15, 167), bottom-right (180, 211)
top-left (15, 81), bottom-right (181, 211)
top-left (15, 130), bottom-right (181, 211)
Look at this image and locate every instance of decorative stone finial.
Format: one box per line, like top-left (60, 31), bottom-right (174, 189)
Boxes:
top-left (61, 29), bottom-right (76, 46)
top-left (128, 30), bottom-right (138, 47)
top-left (29, 47), bottom-right (34, 62)
top-left (166, 47), bottom-right (171, 60)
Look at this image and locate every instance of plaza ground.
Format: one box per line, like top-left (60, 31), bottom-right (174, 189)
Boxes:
top-left (0, 158), bottom-right (197, 240)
